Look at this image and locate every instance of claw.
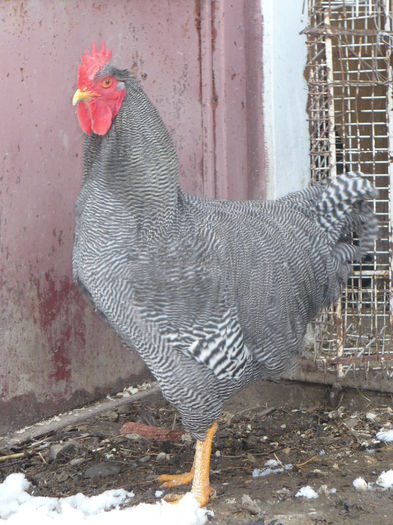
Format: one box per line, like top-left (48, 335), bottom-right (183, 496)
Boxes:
top-left (163, 493), bottom-right (183, 504)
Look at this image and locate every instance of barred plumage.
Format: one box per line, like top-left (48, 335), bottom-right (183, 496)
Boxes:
top-left (73, 66), bottom-right (378, 441)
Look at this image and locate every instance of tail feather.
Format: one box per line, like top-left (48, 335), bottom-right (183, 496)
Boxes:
top-left (278, 171), bottom-right (378, 263)
top-left (315, 172), bottom-right (378, 261)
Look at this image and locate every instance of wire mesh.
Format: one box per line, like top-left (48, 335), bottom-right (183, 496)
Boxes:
top-left (304, 0), bottom-right (393, 382)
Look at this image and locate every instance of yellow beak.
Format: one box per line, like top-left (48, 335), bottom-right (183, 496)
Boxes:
top-left (72, 88), bottom-right (90, 106)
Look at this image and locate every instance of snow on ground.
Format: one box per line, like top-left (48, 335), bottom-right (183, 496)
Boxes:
top-left (252, 458), bottom-right (293, 478)
top-left (0, 473), bottom-right (208, 525)
top-left (353, 477), bottom-right (369, 491)
top-left (376, 470), bottom-right (393, 489)
top-left (295, 486), bottom-right (318, 499)
top-left (376, 429), bottom-right (393, 443)
top-left (352, 470), bottom-right (393, 492)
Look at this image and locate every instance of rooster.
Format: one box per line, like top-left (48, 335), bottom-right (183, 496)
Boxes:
top-left (72, 43), bottom-right (378, 506)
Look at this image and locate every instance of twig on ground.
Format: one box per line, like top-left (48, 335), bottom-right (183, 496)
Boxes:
top-left (295, 455), bottom-right (318, 469)
top-left (273, 452), bottom-right (284, 467)
top-left (0, 452), bottom-right (26, 462)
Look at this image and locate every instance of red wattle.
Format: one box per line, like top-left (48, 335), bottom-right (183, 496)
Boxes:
top-left (91, 101), bottom-right (113, 136)
top-left (77, 102), bottom-right (92, 135)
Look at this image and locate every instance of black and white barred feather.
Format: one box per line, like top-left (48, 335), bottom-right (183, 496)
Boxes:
top-left (73, 66), bottom-right (378, 440)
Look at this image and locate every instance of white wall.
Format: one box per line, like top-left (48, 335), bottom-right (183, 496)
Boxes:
top-left (262, 0), bottom-right (310, 199)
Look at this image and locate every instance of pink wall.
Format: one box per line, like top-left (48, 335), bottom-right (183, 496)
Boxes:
top-left (0, 0), bottom-right (265, 433)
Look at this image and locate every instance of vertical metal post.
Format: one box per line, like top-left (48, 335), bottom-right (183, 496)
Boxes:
top-left (324, 9), bottom-right (344, 378)
top-left (384, 0), bottom-right (393, 324)
top-left (325, 11), bottom-right (337, 180)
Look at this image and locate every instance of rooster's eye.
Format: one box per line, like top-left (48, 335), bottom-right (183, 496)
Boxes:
top-left (101, 78), bottom-right (113, 89)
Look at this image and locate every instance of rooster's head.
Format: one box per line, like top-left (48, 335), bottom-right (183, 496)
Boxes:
top-left (73, 42), bottom-right (126, 136)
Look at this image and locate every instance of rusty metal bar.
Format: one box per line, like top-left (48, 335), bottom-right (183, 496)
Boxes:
top-left (302, 25), bottom-right (390, 37)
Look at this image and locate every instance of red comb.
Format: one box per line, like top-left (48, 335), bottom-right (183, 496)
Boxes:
top-left (78, 41), bottom-right (112, 89)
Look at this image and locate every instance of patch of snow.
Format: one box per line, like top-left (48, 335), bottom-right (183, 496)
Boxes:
top-left (252, 459), bottom-right (293, 478)
top-left (0, 473), bottom-right (207, 525)
top-left (353, 477), bottom-right (368, 492)
top-left (265, 459), bottom-right (280, 467)
top-left (154, 491), bottom-right (163, 498)
top-left (295, 486), bottom-right (318, 499)
top-left (376, 429), bottom-right (393, 443)
top-left (376, 470), bottom-right (393, 489)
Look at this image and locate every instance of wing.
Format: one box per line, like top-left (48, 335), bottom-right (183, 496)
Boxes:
top-left (165, 307), bottom-right (253, 380)
top-left (114, 226), bottom-right (253, 381)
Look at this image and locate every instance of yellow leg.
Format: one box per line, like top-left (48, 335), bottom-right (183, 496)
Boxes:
top-left (191, 421), bottom-right (218, 507)
top-left (159, 422), bottom-right (218, 507)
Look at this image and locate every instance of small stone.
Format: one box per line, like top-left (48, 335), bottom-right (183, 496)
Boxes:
top-left (246, 453), bottom-right (256, 463)
top-left (55, 471), bottom-right (69, 483)
top-left (49, 441), bottom-right (79, 463)
top-left (117, 405), bottom-right (132, 415)
top-left (366, 412), bottom-right (377, 422)
top-left (181, 433), bottom-right (193, 445)
top-left (139, 455), bottom-right (151, 464)
top-left (84, 462), bottom-right (121, 479)
top-left (276, 487), bottom-right (291, 498)
top-left (156, 452), bottom-right (169, 463)
top-left (312, 469), bottom-right (327, 477)
top-left (247, 435), bottom-right (258, 447)
top-left (105, 411), bottom-right (119, 422)
top-left (70, 457), bottom-right (85, 467)
top-left (241, 494), bottom-right (262, 515)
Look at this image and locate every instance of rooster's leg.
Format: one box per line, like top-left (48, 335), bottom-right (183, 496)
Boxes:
top-left (191, 421), bottom-right (217, 506)
top-left (160, 421), bottom-right (218, 507)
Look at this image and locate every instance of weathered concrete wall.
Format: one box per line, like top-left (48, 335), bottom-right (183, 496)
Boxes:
top-left (0, 0), bottom-right (266, 433)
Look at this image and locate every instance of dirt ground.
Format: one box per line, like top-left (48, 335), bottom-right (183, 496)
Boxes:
top-left (1, 381), bottom-right (392, 524)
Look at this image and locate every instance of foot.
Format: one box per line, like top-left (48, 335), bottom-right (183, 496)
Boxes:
top-left (159, 422), bottom-right (218, 508)
top-left (158, 469), bottom-right (194, 488)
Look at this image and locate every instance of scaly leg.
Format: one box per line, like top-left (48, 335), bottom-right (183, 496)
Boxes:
top-left (191, 421), bottom-right (218, 506)
top-left (159, 422), bottom-right (218, 507)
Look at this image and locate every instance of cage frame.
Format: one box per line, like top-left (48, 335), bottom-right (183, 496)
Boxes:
top-left (288, 0), bottom-right (393, 392)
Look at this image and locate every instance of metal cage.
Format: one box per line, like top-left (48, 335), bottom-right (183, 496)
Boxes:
top-left (300, 0), bottom-right (393, 390)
